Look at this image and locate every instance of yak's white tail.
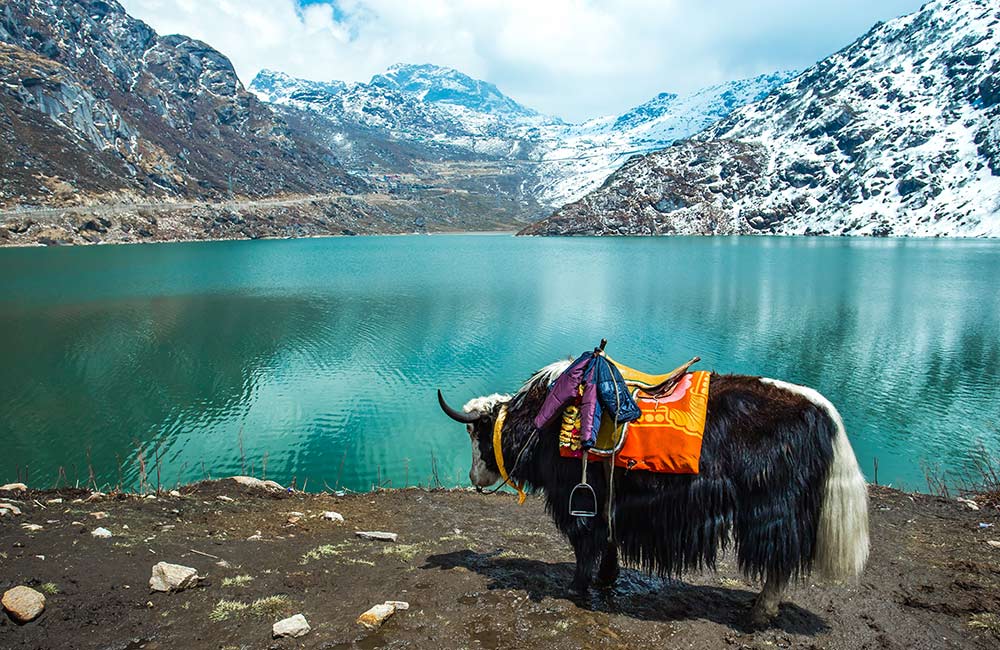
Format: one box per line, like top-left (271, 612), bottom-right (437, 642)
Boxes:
top-left (815, 402), bottom-right (870, 580)
top-left (760, 378), bottom-right (870, 580)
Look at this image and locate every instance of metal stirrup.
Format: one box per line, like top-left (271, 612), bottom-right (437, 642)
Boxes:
top-left (569, 453), bottom-right (597, 517)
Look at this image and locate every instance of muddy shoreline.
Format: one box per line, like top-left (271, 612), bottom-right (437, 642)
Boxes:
top-left (1, 480), bottom-right (999, 649)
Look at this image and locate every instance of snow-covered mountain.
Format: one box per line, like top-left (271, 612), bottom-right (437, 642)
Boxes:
top-left (371, 63), bottom-right (542, 121)
top-left (525, 0), bottom-right (1000, 237)
top-left (252, 66), bottom-right (549, 158)
top-left (250, 65), bottom-right (792, 206)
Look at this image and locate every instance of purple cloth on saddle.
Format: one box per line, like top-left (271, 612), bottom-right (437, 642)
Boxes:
top-left (533, 352), bottom-right (600, 447)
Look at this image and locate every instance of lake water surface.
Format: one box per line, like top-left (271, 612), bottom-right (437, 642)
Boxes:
top-left (1, 234), bottom-right (998, 492)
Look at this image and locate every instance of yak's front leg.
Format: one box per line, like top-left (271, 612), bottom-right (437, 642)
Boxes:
top-left (567, 526), bottom-right (600, 594)
top-left (594, 540), bottom-right (620, 589)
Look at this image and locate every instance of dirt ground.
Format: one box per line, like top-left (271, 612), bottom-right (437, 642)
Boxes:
top-left (1, 481), bottom-right (999, 650)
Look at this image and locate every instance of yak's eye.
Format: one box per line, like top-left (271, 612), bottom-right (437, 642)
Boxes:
top-left (467, 424), bottom-right (475, 437)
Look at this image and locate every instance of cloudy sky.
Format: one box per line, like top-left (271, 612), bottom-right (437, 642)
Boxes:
top-left (120, 0), bottom-right (925, 122)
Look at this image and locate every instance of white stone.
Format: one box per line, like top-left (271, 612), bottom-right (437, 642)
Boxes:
top-left (21, 524), bottom-right (43, 532)
top-left (272, 613), bottom-right (311, 638)
top-left (2, 586), bottom-right (45, 623)
top-left (357, 602), bottom-right (397, 629)
top-left (90, 511), bottom-right (107, 519)
top-left (92, 527), bottom-right (112, 538)
top-left (355, 531), bottom-right (398, 542)
top-left (149, 562), bottom-right (200, 592)
top-left (230, 476), bottom-right (286, 492)
top-left (0, 503), bottom-right (21, 515)
top-left (385, 600), bottom-right (410, 610)
top-left (46, 498), bottom-right (62, 505)
top-left (957, 497), bottom-right (980, 511)
top-left (0, 483), bottom-right (27, 492)
top-left (322, 511), bottom-right (344, 523)
top-left (168, 490), bottom-right (182, 497)
top-left (988, 540), bottom-right (1000, 549)
top-left (217, 495), bottom-right (234, 502)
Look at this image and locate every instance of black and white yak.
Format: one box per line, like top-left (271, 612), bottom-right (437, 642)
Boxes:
top-left (438, 360), bottom-right (869, 626)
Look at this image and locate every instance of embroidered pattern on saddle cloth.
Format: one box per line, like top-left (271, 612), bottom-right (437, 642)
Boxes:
top-left (559, 371), bottom-right (711, 474)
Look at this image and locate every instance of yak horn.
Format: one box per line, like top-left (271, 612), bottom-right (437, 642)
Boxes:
top-left (438, 390), bottom-right (479, 424)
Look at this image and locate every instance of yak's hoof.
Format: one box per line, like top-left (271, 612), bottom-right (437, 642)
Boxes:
top-left (594, 570), bottom-right (619, 590)
top-left (748, 599), bottom-right (779, 629)
top-left (569, 578), bottom-right (591, 595)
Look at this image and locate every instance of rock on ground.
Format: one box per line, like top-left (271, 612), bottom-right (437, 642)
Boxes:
top-left (272, 614), bottom-right (310, 638)
top-left (323, 511), bottom-right (344, 522)
top-left (2, 586), bottom-right (46, 623)
top-left (355, 530), bottom-right (397, 542)
top-left (149, 562), bottom-right (200, 592)
top-left (357, 601), bottom-right (408, 629)
top-left (229, 476), bottom-right (286, 492)
top-left (0, 483), bottom-right (27, 492)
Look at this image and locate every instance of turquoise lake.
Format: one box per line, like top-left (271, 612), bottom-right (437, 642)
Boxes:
top-left (0, 234), bottom-right (998, 492)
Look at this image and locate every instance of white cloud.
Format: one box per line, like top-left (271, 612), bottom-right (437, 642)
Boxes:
top-left (120, 0), bottom-right (925, 122)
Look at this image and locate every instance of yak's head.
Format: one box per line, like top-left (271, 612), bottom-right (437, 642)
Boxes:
top-left (436, 390), bottom-right (507, 488)
top-left (437, 359), bottom-right (571, 490)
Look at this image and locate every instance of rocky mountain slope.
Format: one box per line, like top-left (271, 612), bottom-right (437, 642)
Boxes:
top-left (0, 0), bottom-right (363, 209)
top-left (525, 0), bottom-right (1000, 237)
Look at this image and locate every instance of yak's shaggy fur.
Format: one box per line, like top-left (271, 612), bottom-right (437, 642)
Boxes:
top-left (452, 362), bottom-right (869, 614)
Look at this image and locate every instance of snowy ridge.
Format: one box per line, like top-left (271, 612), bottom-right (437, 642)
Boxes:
top-left (530, 72), bottom-right (796, 206)
top-left (250, 65), bottom-right (791, 206)
top-left (527, 0), bottom-right (1000, 237)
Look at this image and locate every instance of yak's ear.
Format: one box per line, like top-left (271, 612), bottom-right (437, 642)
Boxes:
top-left (437, 390), bottom-right (479, 424)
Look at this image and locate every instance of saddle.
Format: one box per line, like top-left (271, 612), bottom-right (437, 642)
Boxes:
top-left (585, 355), bottom-right (701, 458)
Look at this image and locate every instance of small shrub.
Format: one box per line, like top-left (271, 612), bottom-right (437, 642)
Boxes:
top-left (221, 575), bottom-right (253, 587)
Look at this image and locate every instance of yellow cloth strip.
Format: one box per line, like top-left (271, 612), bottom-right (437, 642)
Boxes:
top-left (493, 405), bottom-right (527, 504)
top-left (604, 354), bottom-right (688, 388)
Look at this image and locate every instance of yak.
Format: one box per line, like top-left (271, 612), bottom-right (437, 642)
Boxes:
top-left (438, 359), bottom-right (869, 626)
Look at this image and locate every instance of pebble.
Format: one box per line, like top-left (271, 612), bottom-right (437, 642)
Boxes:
top-left (2, 586), bottom-right (46, 623)
top-left (92, 527), bottom-right (113, 538)
top-left (21, 524), bottom-right (43, 532)
top-left (0, 483), bottom-right (27, 492)
top-left (168, 490), bottom-right (182, 497)
top-left (46, 498), bottom-right (63, 505)
top-left (988, 540), bottom-right (1000, 549)
top-left (217, 495), bottom-right (234, 502)
top-left (149, 562), bottom-right (200, 592)
top-left (956, 497), bottom-right (980, 511)
top-left (357, 600), bottom-right (409, 629)
top-left (272, 613), bottom-right (311, 638)
top-left (356, 531), bottom-right (398, 542)
top-left (90, 511), bottom-right (108, 520)
top-left (323, 511), bottom-right (345, 523)
top-left (0, 502), bottom-right (21, 515)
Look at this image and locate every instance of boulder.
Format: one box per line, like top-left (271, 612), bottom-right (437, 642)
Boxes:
top-left (272, 613), bottom-right (311, 638)
top-left (149, 562), bottom-right (200, 592)
top-left (2, 586), bottom-right (46, 623)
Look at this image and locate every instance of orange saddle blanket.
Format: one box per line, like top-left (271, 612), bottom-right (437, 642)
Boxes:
top-left (559, 370), bottom-right (711, 474)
